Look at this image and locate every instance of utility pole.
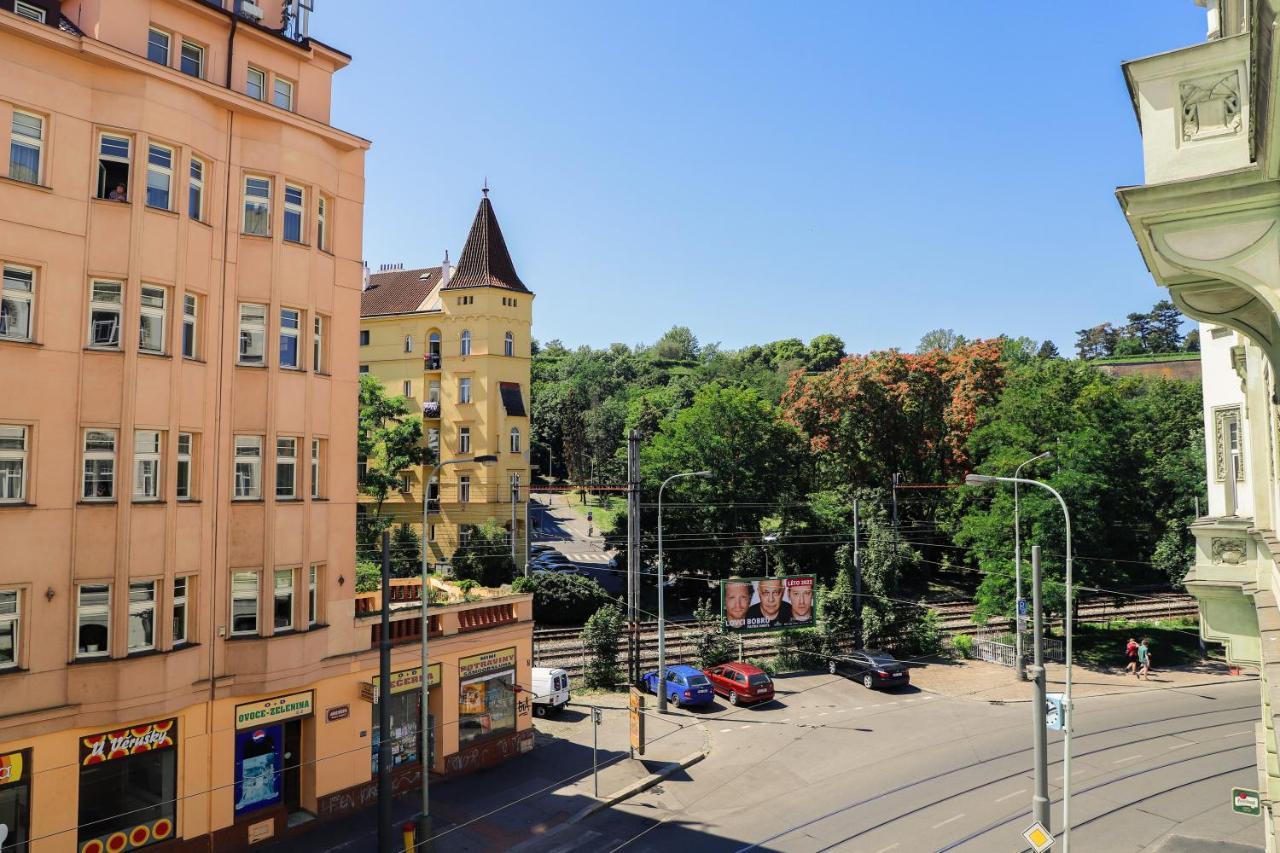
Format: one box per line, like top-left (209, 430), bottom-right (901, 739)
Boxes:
top-left (377, 530), bottom-right (393, 853)
top-left (511, 484), bottom-right (518, 566)
top-left (853, 498), bottom-right (862, 649)
top-left (891, 472), bottom-right (901, 552)
top-left (524, 496), bottom-right (531, 577)
top-left (626, 430), bottom-right (641, 686)
top-left (1029, 545), bottom-right (1050, 834)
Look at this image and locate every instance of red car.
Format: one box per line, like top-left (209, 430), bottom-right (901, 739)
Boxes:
top-left (704, 662), bottom-right (775, 706)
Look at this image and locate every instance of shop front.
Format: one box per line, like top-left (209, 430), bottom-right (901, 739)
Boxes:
top-left (0, 749), bottom-right (30, 852)
top-left (231, 691), bottom-right (314, 827)
top-left (457, 647), bottom-right (518, 747)
top-left (365, 663), bottom-right (441, 776)
top-left (77, 720), bottom-right (177, 853)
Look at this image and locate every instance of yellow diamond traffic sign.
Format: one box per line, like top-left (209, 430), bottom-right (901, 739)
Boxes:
top-left (1023, 821), bottom-right (1054, 852)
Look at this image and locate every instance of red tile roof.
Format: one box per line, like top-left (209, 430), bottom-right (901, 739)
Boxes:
top-left (444, 194), bottom-right (530, 293)
top-left (360, 266), bottom-right (441, 317)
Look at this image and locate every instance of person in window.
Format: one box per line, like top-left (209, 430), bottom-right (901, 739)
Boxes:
top-left (108, 183), bottom-right (128, 202)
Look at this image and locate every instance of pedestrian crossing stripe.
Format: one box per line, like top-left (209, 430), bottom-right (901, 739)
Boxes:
top-left (563, 553), bottom-right (613, 564)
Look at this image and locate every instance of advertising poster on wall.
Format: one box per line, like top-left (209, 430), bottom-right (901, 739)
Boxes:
top-left (720, 575), bottom-right (816, 631)
top-left (234, 726), bottom-right (283, 817)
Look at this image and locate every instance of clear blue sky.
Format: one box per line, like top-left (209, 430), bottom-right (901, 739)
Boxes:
top-left (323, 3), bottom-right (1206, 356)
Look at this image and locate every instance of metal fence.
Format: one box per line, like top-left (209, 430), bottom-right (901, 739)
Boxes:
top-left (973, 630), bottom-right (1064, 667)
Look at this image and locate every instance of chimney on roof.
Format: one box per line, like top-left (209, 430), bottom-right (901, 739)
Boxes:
top-left (361, 262), bottom-right (371, 292)
top-left (440, 250), bottom-right (452, 286)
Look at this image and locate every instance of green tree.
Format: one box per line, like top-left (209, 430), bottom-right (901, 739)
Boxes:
top-left (651, 325), bottom-right (701, 361)
top-left (1074, 323), bottom-right (1118, 360)
top-left (451, 521), bottom-right (517, 588)
top-left (1147, 300), bottom-right (1185, 353)
top-left (391, 523), bottom-right (422, 579)
top-left (805, 334), bottom-right (847, 372)
top-left (820, 558), bottom-right (859, 656)
top-left (582, 603), bottom-right (624, 689)
top-left (1183, 328), bottom-right (1201, 352)
top-left (691, 600), bottom-right (737, 669)
top-left (358, 374), bottom-right (431, 532)
top-left (1036, 340), bottom-right (1060, 360)
top-left (917, 328), bottom-right (967, 354)
top-left (513, 572), bottom-right (616, 624)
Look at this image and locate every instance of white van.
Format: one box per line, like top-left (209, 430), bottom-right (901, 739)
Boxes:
top-left (531, 667), bottom-right (570, 717)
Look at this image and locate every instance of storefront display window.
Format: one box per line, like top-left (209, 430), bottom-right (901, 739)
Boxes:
top-left (457, 647), bottom-right (519, 747)
top-left (371, 692), bottom-right (434, 776)
top-left (78, 720), bottom-right (177, 852)
top-left (234, 725), bottom-right (282, 817)
top-left (0, 749), bottom-right (30, 852)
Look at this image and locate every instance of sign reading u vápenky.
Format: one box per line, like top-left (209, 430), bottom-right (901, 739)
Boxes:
top-left (235, 691), bottom-right (314, 730)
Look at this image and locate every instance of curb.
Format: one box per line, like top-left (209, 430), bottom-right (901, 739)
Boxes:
top-left (568, 750), bottom-right (706, 824)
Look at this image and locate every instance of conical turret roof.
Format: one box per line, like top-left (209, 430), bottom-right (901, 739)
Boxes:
top-left (443, 191), bottom-right (529, 293)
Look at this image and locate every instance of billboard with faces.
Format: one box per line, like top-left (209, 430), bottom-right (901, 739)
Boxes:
top-left (720, 575), bottom-right (816, 632)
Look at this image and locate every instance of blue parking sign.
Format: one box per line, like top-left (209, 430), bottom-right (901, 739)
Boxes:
top-left (1017, 598), bottom-right (1029, 617)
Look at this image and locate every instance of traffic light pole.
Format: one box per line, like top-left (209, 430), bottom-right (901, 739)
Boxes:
top-left (1030, 545), bottom-right (1050, 833)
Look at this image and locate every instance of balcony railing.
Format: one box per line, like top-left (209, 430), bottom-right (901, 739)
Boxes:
top-left (423, 401), bottom-right (440, 418)
top-left (424, 353), bottom-right (441, 371)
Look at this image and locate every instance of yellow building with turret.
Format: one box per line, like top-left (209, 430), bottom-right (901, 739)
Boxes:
top-left (359, 191), bottom-right (531, 570)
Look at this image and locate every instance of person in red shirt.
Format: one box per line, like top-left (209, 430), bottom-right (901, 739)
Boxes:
top-left (1125, 637), bottom-right (1139, 675)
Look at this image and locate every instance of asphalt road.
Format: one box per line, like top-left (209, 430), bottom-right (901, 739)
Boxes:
top-left (536, 673), bottom-right (1263, 852)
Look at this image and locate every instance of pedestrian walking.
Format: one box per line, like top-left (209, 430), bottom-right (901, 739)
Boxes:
top-left (1124, 637), bottom-right (1138, 674)
top-left (1137, 637), bottom-right (1152, 680)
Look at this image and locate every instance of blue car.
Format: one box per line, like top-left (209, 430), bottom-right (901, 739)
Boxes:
top-left (641, 664), bottom-right (715, 708)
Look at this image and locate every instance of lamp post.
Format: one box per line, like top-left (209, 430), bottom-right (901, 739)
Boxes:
top-left (966, 473), bottom-right (1073, 850)
top-left (762, 533), bottom-right (778, 575)
top-left (1013, 451), bottom-right (1052, 681)
top-left (657, 470), bottom-right (711, 713)
top-left (417, 453), bottom-right (497, 849)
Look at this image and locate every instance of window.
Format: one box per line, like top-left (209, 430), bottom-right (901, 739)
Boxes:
top-left (458, 426), bottom-right (471, 454)
top-left (459, 377), bottom-right (471, 404)
top-left (230, 572), bottom-right (258, 636)
top-left (317, 196), bottom-right (329, 251)
top-left (97, 134), bottom-right (131, 201)
top-left (308, 565), bottom-right (319, 626)
top-left (172, 577), bottom-right (189, 645)
top-left (14, 1), bottom-right (45, 22)
top-left (234, 436), bottom-right (261, 499)
top-left (359, 364), bottom-right (369, 374)
top-left (133, 430), bottom-right (162, 501)
top-left (356, 452), bottom-right (367, 484)
top-left (180, 40), bottom-right (204, 78)
top-left (238, 303), bottom-right (266, 365)
top-left (459, 525), bottom-right (471, 546)
top-left (243, 176), bottom-right (270, 236)
top-left (82, 429), bottom-right (116, 500)
top-left (311, 438), bottom-right (323, 499)
top-left (504, 331), bottom-right (514, 357)
top-left (459, 475), bottom-right (470, 503)
top-left (189, 157), bottom-right (204, 220)
top-left (460, 330), bottom-right (471, 356)
top-left (274, 568), bottom-right (295, 631)
top-left (176, 432), bottom-right (194, 500)
top-left (276, 437), bottom-right (297, 499)
top-left (182, 292), bottom-right (198, 358)
top-left (459, 666), bottom-right (517, 746)
top-left (77, 584), bottom-right (110, 657)
top-left (510, 427), bottom-right (521, 454)
top-left (401, 335), bottom-right (412, 354)
top-left (313, 315), bottom-right (325, 372)
top-left (0, 590), bottom-right (17, 668)
top-left (88, 281), bottom-right (123, 348)
top-left (359, 330), bottom-right (370, 346)
top-left (428, 524), bottom-right (436, 542)
top-left (79, 720), bottom-right (176, 849)
top-left (428, 380), bottom-right (440, 403)
top-left (283, 184), bottom-right (304, 243)
top-left (0, 426), bottom-right (27, 503)
top-left (127, 581), bottom-right (156, 652)
top-left (273, 77), bottom-right (294, 111)
top-left (280, 308), bottom-right (300, 368)
top-left (147, 27), bottom-right (170, 65)
top-left (510, 474), bottom-right (520, 504)
top-left (9, 111), bottom-right (42, 185)
top-left (247, 66), bottom-right (266, 100)
top-left (139, 285), bottom-right (167, 354)
top-left (403, 380), bottom-right (413, 397)
top-left (145, 144), bottom-right (173, 209)
top-left (1, 264), bottom-right (34, 341)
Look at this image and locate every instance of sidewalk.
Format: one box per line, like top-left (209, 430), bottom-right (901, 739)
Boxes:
top-left (910, 656), bottom-right (1256, 703)
top-left (266, 691), bottom-right (707, 852)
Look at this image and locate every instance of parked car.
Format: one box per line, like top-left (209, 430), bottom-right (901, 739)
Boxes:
top-left (704, 662), bottom-right (774, 706)
top-left (641, 664), bottom-right (715, 708)
top-left (828, 650), bottom-right (911, 689)
top-left (531, 667), bottom-right (570, 717)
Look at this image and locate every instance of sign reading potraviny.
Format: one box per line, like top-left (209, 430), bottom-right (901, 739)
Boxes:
top-left (721, 575), bottom-right (817, 632)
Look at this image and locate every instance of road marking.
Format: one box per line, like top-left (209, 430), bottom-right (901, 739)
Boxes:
top-left (854, 707), bottom-right (863, 711)
top-left (931, 814), bottom-right (965, 829)
top-left (720, 728), bottom-right (733, 733)
top-left (779, 719), bottom-right (790, 723)
top-left (874, 845), bottom-right (900, 853)
top-left (818, 712), bottom-right (828, 716)
top-left (834, 708), bottom-right (847, 713)
top-left (1167, 742), bottom-right (1193, 751)
top-left (883, 702), bottom-right (896, 706)
top-left (739, 725), bottom-right (752, 730)
top-left (994, 789), bottom-right (1025, 803)
top-left (905, 698), bottom-right (914, 703)
top-left (1113, 754), bottom-right (1144, 765)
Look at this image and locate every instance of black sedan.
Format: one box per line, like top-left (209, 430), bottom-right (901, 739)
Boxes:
top-left (828, 649), bottom-right (911, 690)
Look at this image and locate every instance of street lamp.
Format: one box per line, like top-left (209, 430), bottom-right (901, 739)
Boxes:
top-left (966, 473), bottom-right (1073, 850)
top-left (1013, 451), bottom-right (1052, 681)
top-left (416, 453), bottom-right (497, 849)
top-left (762, 533), bottom-right (779, 575)
top-left (657, 470), bottom-right (711, 713)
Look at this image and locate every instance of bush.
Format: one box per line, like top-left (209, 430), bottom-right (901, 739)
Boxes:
top-left (691, 600), bottom-right (737, 669)
top-left (746, 657), bottom-right (777, 676)
top-left (523, 572), bottom-right (617, 625)
top-left (777, 628), bottom-right (824, 672)
top-left (582, 604), bottom-right (624, 689)
top-left (355, 560), bottom-right (381, 593)
top-left (900, 609), bottom-right (944, 657)
top-left (952, 633), bottom-right (974, 659)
